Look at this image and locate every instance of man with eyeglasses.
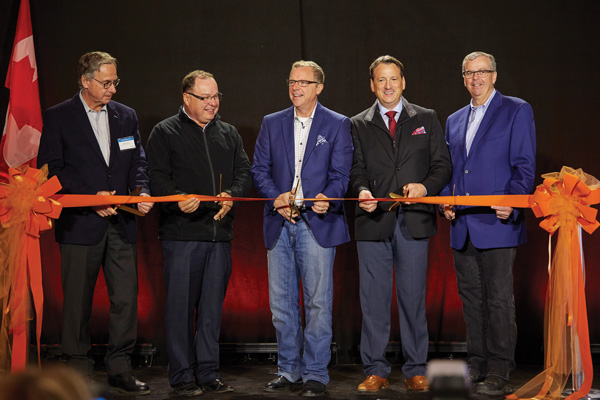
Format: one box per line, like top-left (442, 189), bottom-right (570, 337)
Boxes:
top-left (441, 51), bottom-right (536, 395)
top-left (145, 70), bottom-right (251, 397)
top-left (251, 61), bottom-right (353, 397)
top-left (349, 55), bottom-right (451, 393)
top-left (37, 51), bottom-right (153, 394)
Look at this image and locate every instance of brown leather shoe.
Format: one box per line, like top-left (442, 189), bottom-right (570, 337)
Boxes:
top-left (405, 375), bottom-right (429, 391)
top-left (358, 375), bottom-right (389, 392)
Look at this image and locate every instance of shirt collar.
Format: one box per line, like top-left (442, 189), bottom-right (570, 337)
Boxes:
top-left (377, 98), bottom-right (403, 119)
top-left (470, 89), bottom-right (496, 111)
top-left (79, 91), bottom-right (107, 113)
top-left (294, 104), bottom-right (317, 120)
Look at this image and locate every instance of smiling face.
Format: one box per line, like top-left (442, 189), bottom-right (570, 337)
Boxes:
top-left (370, 63), bottom-right (405, 111)
top-left (289, 66), bottom-right (323, 117)
top-left (183, 77), bottom-right (220, 127)
top-left (80, 63), bottom-right (117, 111)
top-left (463, 56), bottom-right (497, 106)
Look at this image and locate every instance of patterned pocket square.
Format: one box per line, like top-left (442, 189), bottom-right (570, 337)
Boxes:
top-left (412, 126), bottom-right (426, 135)
top-left (316, 135), bottom-right (328, 146)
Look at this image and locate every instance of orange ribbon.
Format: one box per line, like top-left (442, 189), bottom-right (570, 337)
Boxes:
top-left (0, 166), bottom-right (62, 371)
top-left (508, 168), bottom-right (599, 400)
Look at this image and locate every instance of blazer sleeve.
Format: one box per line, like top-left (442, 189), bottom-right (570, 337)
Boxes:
top-left (420, 110), bottom-right (452, 196)
top-left (251, 116), bottom-right (281, 209)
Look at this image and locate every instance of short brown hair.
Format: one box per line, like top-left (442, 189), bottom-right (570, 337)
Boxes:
top-left (290, 60), bottom-right (325, 84)
top-left (369, 55), bottom-right (404, 79)
top-left (77, 51), bottom-right (117, 88)
top-left (182, 70), bottom-right (215, 93)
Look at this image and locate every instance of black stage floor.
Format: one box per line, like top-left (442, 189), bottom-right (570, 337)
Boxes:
top-left (94, 362), bottom-right (600, 400)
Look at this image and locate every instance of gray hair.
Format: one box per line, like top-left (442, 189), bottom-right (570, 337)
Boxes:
top-left (462, 51), bottom-right (496, 73)
top-left (77, 51), bottom-right (117, 88)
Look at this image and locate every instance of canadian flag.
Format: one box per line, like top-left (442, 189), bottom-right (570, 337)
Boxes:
top-left (1, 0), bottom-right (42, 174)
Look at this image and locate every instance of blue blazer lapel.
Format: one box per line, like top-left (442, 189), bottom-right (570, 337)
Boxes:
top-left (469, 91), bottom-right (503, 156)
top-left (302, 102), bottom-right (325, 167)
top-left (455, 107), bottom-right (469, 161)
top-left (71, 95), bottom-right (107, 165)
top-left (281, 106), bottom-right (296, 178)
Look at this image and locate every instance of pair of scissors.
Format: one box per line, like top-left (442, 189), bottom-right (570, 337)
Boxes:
top-left (114, 187), bottom-right (145, 216)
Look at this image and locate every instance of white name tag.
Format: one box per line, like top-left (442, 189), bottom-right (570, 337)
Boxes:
top-left (118, 136), bottom-right (136, 151)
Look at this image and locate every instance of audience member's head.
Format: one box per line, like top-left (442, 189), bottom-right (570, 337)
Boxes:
top-left (0, 364), bottom-right (93, 400)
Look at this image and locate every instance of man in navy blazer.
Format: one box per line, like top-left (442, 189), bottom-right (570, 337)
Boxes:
top-left (37, 52), bottom-right (152, 394)
top-left (442, 51), bottom-right (536, 396)
top-left (251, 61), bottom-right (353, 397)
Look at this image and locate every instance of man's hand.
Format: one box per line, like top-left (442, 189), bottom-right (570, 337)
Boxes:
top-left (274, 191), bottom-right (298, 223)
top-left (137, 192), bottom-right (153, 214)
top-left (358, 190), bottom-right (377, 213)
top-left (402, 183), bottom-right (426, 205)
top-left (93, 190), bottom-right (117, 218)
top-left (214, 192), bottom-right (233, 221)
top-left (311, 193), bottom-right (329, 214)
top-left (492, 205), bottom-right (513, 220)
top-left (442, 204), bottom-right (455, 221)
top-left (178, 197), bottom-right (200, 213)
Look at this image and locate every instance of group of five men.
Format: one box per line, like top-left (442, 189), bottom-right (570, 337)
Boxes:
top-left (37, 50), bottom-right (536, 397)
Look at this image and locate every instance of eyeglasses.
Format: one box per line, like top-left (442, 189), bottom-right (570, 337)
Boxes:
top-left (462, 70), bottom-right (495, 78)
top-left (93, 78), bottom-right (120, 89)
top-left (287, 79), bottom-right (320, 87)
top-left (185, 92), bottom-right (223, 102)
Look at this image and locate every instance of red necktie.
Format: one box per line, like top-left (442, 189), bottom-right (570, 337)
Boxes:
top-left (386, 111), bottom-right (397, 140)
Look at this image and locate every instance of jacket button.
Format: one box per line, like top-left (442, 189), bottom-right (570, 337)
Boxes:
top-left (466, 192), bottom-right (470, 196)
top-left (464, 169), bottom-right (469, 174)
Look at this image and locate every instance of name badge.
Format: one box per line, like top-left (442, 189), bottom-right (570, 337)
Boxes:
top-left (118, 136), bottom-right (136, 151)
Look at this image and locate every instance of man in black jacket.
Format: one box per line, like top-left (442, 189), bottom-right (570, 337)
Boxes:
top-left (146, 70), bottom-right (252, 397)
top-left (350, 56), bottom-right (451, 393)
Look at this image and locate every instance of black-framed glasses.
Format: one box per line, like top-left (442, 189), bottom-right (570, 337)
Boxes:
top-left (93, 78), bottom-right (120, 89)
top-left (462, 70), bottom-right (495, 78)
top-left (287, 79), bottom-right (320, 87)
top-left (185, 92), bottom-right (223, 102)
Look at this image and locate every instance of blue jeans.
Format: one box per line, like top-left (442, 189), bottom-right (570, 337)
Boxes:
top-left (267, 219), bottom-right (336, 385)
top-left (453, 237), bottom-right (517, 380)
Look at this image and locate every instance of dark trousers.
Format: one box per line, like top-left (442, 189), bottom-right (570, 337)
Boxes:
top-left (162, 240), bottom-right (232, 387)
top-left (60, 221), bottom-right (138, 376)
top-left (453, 237), bottom-right (517, 380)
top-left (357, 211), bottom-right (429, 379)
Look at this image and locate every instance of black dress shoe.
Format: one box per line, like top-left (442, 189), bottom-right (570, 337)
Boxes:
top-left (302, 380), bottom-right (326, 397)
top-left (474, 376), bottom-right (512, 395)
top-left (200, 378), bottom-right (233, 393)
top-left (264, 375), bottom-right (293, 392)
top-left (173, 382), bottom-right (203, 396)
top-left (107, 373), bottom-right (150, 395)
top-left (469, 371), bottom-right (486, 384)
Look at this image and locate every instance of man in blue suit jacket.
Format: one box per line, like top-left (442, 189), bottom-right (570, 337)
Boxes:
top-left (251, 61), bottom-right (353, 397)
top-left (37, 52), bottom-right (152, 394)
top-left (442, 51), bottom-right (536, 396)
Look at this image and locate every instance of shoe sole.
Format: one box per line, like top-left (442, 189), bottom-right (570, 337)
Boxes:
top-left (358, 384), bottom-right (389, 392)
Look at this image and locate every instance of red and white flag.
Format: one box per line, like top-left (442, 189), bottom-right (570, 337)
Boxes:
top-left (1, 0), bottom-right (42, 173)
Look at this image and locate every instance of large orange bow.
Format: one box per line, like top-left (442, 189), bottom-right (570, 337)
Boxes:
top-left (0, 166), bottom-right (62, 371)
top-left (509, 167), bottom-right (600, 400)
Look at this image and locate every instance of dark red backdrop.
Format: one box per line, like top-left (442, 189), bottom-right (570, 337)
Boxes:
top-left (2, 0), bottom-right (600, 365)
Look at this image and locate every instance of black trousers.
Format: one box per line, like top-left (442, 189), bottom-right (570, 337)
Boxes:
top-left (453, 237), bottom-right (518, 380)
top-left (60, 220), bottom-right (138, 376)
